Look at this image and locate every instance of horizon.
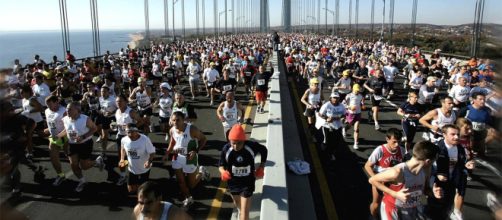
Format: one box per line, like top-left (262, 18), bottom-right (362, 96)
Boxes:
top-left (1, 0), bottom-right (501, 31)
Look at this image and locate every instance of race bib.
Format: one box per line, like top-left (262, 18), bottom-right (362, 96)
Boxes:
top-left (174, 147), bottom-right (187, 155)
top-left (207, 82), bottom-right (213, 86)
top-left (245, 72), bottom-right (252, 77)
top-left (118, 124), bottom-right (127, 134)
top-left (472, 122), bottom-right (486, 131)
top-left (223, 85), bottom-right (232, 91)
top-left (147, 80), bottom-right (154, 86)
top-left (68, 130), bottom-right (78, 143)
top-left (225, 112), bottom-right (235, 120)
top-left (373, 94), bottom-right (383, 101)
top-left (229, 73), bottom-right (236, 79)
top-left (128, 150), bottom-right (140, 159)
top-left (166, 73), bottom-right (174, 78)
top-left (89, 103), bottom-right (99, 110)
top-left (257, 79), bottom-right (265, 86)
top-left (48, 121), bottom-right (57, 130)
top-left (402, 190), bottom-right (423, 208)
top-left (232, 165), bottom-right (251, 177)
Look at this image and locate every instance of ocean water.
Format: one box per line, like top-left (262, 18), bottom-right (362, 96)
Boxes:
top-left (0, 30), bottom-right (140, 68)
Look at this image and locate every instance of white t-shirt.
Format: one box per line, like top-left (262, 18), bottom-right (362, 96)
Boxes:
top-left (121, 134), bottom-right (156, 174)
top-left (204, 69), bottom-right (220, 83)
top-left (32, 83), bottom-right (51, 107)
top-left (449, 85), bottom-right (471, 103)
top-left (445, 143), bottom-right (458, 177)
top-left (318, 102), bottom-right (346, 129)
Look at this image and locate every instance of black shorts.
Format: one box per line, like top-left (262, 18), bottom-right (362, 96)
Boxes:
top-left (68, 139), bottom-right (94, 160)
top-left (159, 116), bottom-right (170, 124)
top-left (370, 96), bottom-right (382, 107)
top-left (96, 115), bottom-right (114, 129)
top-left (243, 76), bottom-right (252, 84)
top-left (229, 184), bottom-right (255, 198)
top-left (138, 107), bottom-right (153, 117)
top-left (128, 170), bottom-right (150, 186)
top-left (35, 121), bottom-right (46, 131)
top-left (303, 108), bottom-right (317, 117)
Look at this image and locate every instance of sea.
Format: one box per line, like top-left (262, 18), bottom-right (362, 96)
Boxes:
top-left (0, 30), bottom-right (141, 68)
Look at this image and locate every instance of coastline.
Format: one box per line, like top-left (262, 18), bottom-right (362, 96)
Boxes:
top-left (128, 33), bottom-right (144, 49)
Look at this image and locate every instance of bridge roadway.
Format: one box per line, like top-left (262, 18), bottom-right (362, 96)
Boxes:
top-left (3, 52), bottom-right (501, 220)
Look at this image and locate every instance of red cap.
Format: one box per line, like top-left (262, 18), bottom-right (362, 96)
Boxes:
top-left (228, 124), bottom-right (246, 141)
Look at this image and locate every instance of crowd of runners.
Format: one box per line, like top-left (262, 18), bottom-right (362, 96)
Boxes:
top-left (0, 31), bottom-right (501, 220)
top-left (281, 33), bottom-right (501, 220)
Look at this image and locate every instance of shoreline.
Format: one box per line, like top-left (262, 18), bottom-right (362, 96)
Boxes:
top-left (128, 33), bottom-right (144, 49)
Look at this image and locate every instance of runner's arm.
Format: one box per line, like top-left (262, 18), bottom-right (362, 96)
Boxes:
top-left (368, 167), bottom-right (403, 199)
top-left (418, 109), bottom-right (437, 131)
top-left (190, 125), bottom-right (207, 152)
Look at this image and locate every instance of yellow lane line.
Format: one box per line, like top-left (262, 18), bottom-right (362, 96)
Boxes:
top-left (289, 79), bottom-right (339, 220)
top-left (207, 98), bottom-right (255, 220)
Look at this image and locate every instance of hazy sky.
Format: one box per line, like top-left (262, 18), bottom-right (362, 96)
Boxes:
top-left (0, 0), bottom-right (500, 31)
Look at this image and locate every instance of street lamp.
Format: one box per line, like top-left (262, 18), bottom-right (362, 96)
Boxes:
top-left (172, 0), bottom-right (179, 41)
top-left (322, 8), bottom-right (335, 35)
top-left (219, 9), bottom-right (232, 37)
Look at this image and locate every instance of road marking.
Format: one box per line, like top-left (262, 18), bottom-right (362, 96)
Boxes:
top-left (289, 79), bottom-right (339, 220)
top-left (474, 158), bottom-right (502, 177)
top-left (207, 99), bottom-right (255, 220)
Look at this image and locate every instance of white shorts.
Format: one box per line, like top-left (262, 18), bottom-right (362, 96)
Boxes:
top-left (171, 154), bottom-right (197, 173)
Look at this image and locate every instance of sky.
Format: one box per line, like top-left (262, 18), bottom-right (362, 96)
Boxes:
top-left (0, 0), bottom-right (501, 32)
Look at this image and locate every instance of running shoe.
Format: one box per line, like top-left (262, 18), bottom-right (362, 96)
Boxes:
top-left (116, 175), bottom-right (127, 186)
top-left (353, 143), bottom-right (359, 150)
top-left (199, 166), bottom-right (210, 182)
top-left (75, 181), bottom-right (87, 192)
top-left (25, 153), bottom-right (34, 164)
top-left (375, 124), bottom-right (380, 130)
top-left (256, 106), bottom-right (261, 113)
top-left (165, 134), bottom-right (169, 141)
top-left (210, 101), bottom-right (214, 106)
top-left (95, 155), bottom-right (105, 171)
top-left (182, 196), bottom-right (194, 210)
top-left (52, 175), bottom-right (66, 186)
top-left (96, 136), bottom-right (103, 143)
top-left (487, 192), bottom-right (501, 212)
top-left (449, 210), bottom-right (463, 220)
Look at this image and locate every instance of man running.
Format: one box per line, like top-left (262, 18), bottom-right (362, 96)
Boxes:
top-left (364, 69), bottom-right (387, 130)
top-left (216, 92), bottom-right (245, 140)
top-left (365, 128), bottom-right (406, 218)
top-left (219, 124), bottom-right (267, 220)
top-left (115, 95), bottom-right (144, 186)
top-left (344, 84), bottom-right (364, 149)
top-left (251, 65), bottom-right (272, 114)
top-left (96, 85), bottom-right (117, 158)
top-left (166, 111), bottom-right (209, 209)
top-left (419, 96), bottom-right (457, 144)
top-left (459, 92), bottom-right (493, 157)
top-left (397, 92), bottom-right (421, 152)
top-left (317, 92), bottom-right (346, 160)
top-left (172, 92), bottom-right (197, 123)
top-left (44, 95), bottom-right (69, 186)
top-left (203, 62), bottom-right (220, 106)
top-left (129, 77), bottom-right (153, 134)
top-left (154, 83), bottom-right (174, 141)
top-left (119, 123), bottom-right (156, 193)
top-left (59, 102), bottom-right (105, 192)
top-left (133, 181), bottom-right (192, 220)
top-left (369, 141), bottom-right (442, 220)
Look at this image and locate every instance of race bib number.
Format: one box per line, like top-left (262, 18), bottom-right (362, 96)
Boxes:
top-left (225, 112), bottom-right (235, 120)
top-left (147, 80), bottom-right (154, 86)
top-left (207, 82), bottom-right (213, 86)
top-left (68, 130), bottom-right (78, 143)
top-left (232, 165), bottom-right (251, 177)
top-left (128, 150), bottom-right (140, 159)
top-left (245, 72), bottom-right (252, 77)
top-left (174, 147), bottom-right (187, 155)
top-left (48, 121), bottom-right (57, 130)
top-left (229, 73), bottom-right (236, 79)
top-left (166, 73), bottom-right (174, 78)
top-left (402, 190), bottom-right (423, 208)
top-left (472, 122), bottom-right (486, 131)
top-left (223, 85), bottom-right (232, 91)
top-left (257, 79), bottom-right (265, 86)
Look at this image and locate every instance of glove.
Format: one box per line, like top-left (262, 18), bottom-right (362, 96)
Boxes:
top-left (220, 170), bottom-right (232, 181)
top-left (255, 166), bottom-right (265, 178)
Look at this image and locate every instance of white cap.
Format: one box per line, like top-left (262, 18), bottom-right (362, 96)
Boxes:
top-left (160, 82), bottom-right (172, 90)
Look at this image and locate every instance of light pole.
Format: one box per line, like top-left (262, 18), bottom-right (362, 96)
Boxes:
top-left (219, 9), bottom-right (232, 37)
top-left (381, 0), bottom-right (385, 41)
top-left (322, 8), bottom-right (334, 35)
top-left (172, 0), bottom-right (179, 41)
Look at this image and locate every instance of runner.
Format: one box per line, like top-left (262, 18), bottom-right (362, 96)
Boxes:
top-left (332, 70), bottom-right (352, 101)
top-left (459, 92), bottom-right (493, 157)
top-left (129, 77), bottom-right (153, 134)
top-left (133, 181), bottom-right (192, 220)
top-left (241, 59), bottom-right (257, 96)
top-left (301, 78), bottom-right (324, 129)
top-left (251, 65), bottom-right (272, 114)
top-left (419, 96), bottom-right (457, 144)
top-left (428, 124), bottom-right (475, 220)
top-left (172, 92), bottom-right (197, 123)
top-left (96, 85), bottom-right (117, 158)
top-left (219, 124), bottom-right (268, 220)
top-left (364, 128), bottom-right (406, 219)
top-left (216, 92), bottom-right (245, 140)
top-left (397, 92), bottom-right (421, 152)
top-left (202, 62), bottom-right (220, 106)
top-left (417, 76), bottom-right (438, 114)
top-left (369, 141), bottom-right (442, 220)
top-left (215, 68), bottom-right (238, 101)
top-left (115, 95), bottom-right (144, 186)
top-left (449, 76), bottom-right (471, 112)
top-left (344, 84), bottom-right (364, 149)
top-left (118, 123), bottom-right (156, 193)
top-left (20, 85), bottom-right (45, 162)
top-left (59, 101), bottom-right (105, 192)
top-left (44, 95), bottom-right (69, 186)
top-left (166, 111), bottom-right (209, 209)
top-left (383, 61), bottom-right (399, 99)
top-left (317, 92), bottom-right (346, 160)
top-left (153, 83), bottom-right (174, 141)
top-left (364, 68), bottom-right (387, 130)
top-left (186, 58), bottom-right (202, 100)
